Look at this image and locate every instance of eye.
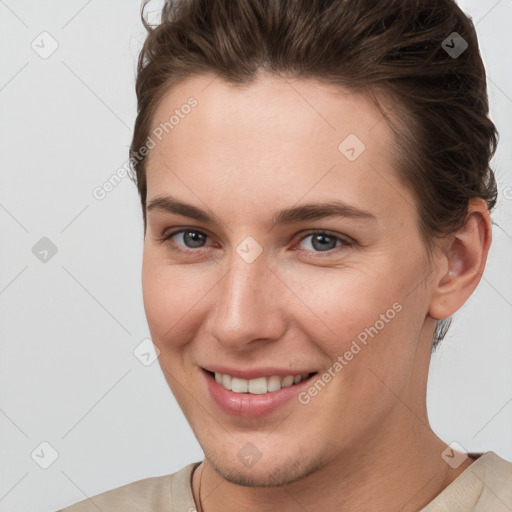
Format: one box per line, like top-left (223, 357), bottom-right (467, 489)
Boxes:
top-left (157, 228), bottom-right (352, 256)
top-left (158, 228), bottom-right (211, 253)
top-left (295, 230), bottom-right (351, 254)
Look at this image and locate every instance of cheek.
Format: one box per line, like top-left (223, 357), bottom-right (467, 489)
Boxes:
top-left (282, 264), bottom-right (401, 346)
top-left (141, 252), bottom-right (212, 350)
top-left (286, 255), bottom-right (426, 370)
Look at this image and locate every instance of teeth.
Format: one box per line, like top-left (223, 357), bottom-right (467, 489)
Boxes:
top-left (213, 372), bottom-right (310, 394)
top-left (267, 375), bottom-right (282, 392)
top-left (248, 377), bottom-right (267, 394)
top-left (222, 374), bottom-right (232, 391)
top-left (281, 375), bottom-right (294, 387)
top-left (231, 377), bottom-right (248, 393)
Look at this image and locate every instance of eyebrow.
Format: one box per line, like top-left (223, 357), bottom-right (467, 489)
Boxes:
top-left (146, 195), bottom-right (376, 227)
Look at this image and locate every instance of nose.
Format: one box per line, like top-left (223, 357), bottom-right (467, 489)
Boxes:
top-left (206, 249), bottom-right (288, 351)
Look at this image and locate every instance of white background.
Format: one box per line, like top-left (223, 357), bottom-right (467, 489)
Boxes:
top-left (0, 1), bottom-right (511, 511)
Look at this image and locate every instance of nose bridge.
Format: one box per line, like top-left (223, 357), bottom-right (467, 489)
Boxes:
top-left (209, 248), bottom-right (285, 348)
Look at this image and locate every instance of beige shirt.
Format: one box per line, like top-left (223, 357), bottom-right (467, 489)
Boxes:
top-left (57, 451), bottom-right (512, 511)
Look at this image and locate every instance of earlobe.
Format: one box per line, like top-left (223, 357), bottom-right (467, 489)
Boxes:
top-left (429, 199), bottom-right (492, 321)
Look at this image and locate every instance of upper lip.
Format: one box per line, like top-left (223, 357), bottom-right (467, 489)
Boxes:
top-left (202, 365), bottom-right (316, 380)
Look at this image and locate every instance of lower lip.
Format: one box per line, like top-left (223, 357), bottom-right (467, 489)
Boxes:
top-left (203, 370), bottom-right (315, 418)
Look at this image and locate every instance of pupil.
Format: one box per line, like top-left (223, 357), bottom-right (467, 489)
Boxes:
top-left (184, 231), bottom-right (205, 248)
top-left (312, 234), bottom-right (336, 251)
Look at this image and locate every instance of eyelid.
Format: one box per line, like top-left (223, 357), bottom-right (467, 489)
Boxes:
top-left (293, 229), bottom-right (353, 254)
top-left (157, 227), bottom-right (354, 255)
top-left (297, 229), bottom-right (353, 244)
top-left (157, 227), bottom-right (212, 253)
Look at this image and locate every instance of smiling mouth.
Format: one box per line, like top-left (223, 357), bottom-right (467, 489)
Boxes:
top-left (205, 370), bottom-right (317, 394)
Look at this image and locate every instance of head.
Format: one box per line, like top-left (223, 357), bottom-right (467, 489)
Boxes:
top-left (133, 0), bottom-right (497, 487)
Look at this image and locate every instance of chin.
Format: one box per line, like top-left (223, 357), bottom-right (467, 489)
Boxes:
top-left (206, 451), bottom-right (324, 488)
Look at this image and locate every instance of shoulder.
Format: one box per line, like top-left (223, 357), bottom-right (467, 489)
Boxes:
top-left (473, 451), bottom-right (512, 507)
top-left (55, 462), bottom-right (200, 512)
top-left (421, 451), bottom-right (512, 511)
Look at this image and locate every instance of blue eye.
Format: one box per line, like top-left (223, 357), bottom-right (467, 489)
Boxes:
top-left (158, 228), bottom-right (351, 256)
top-left (161, 229), bottom-right (209, 252)
top-left (296, 231), bottom-right (349, 253)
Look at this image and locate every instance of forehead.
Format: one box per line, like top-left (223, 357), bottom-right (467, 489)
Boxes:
top-left (145, 73), bottom-right (415, 225)
top-left (149, 73), bottom-right (390, 151)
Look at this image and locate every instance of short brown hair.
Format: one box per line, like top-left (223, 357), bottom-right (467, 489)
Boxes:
top-left (130, 0), bottom-right (498, 348)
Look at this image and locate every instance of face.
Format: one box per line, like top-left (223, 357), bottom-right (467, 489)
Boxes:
top-left (142, 73), bottom-right (438, 486)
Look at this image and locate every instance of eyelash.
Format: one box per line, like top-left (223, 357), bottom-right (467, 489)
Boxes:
top-left (157, 228), bottom-right (353, 257)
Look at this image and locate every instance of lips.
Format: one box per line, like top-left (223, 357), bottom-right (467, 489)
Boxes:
top-left (202, 367), bottom-right (318, 417)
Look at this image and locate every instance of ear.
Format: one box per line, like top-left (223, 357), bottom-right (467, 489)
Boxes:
top-left (429, 198), bottom-right (492, 321)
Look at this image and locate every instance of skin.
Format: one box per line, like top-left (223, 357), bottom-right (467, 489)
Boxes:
top-left (141, 73), bottom-right (492, 511)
